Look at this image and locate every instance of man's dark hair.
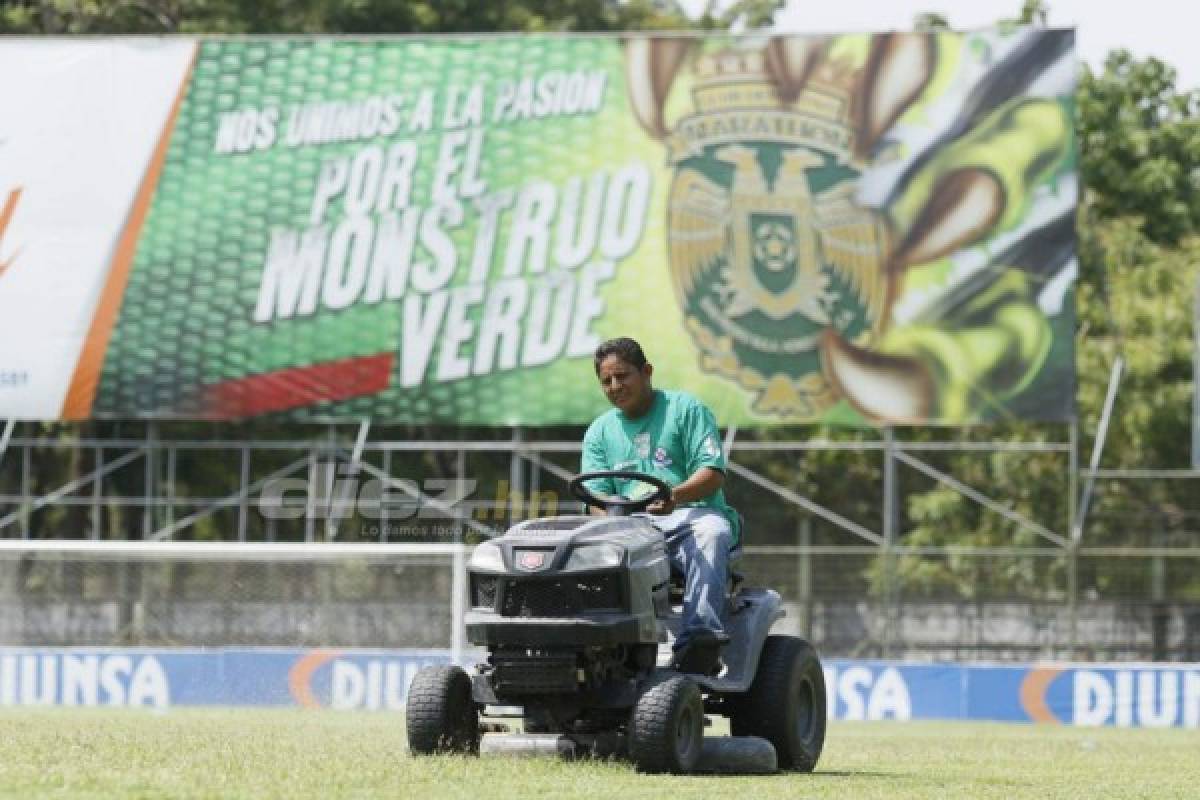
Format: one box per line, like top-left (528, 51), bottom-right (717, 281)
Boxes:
top-left (594, 337), bottom-right (648, 373)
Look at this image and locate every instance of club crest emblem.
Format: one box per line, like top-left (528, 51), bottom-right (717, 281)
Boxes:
top-left (633, 432), bottom-right (651, 459)
top-left (627, 40), bottom-right (890, 417)
top-left (653, 446), bottom-right (672, 467)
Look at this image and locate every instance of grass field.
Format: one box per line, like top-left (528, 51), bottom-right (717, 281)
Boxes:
top-left (0, 709), bottom-right (1197, 799)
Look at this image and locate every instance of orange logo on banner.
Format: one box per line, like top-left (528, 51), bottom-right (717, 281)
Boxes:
top-left (1019, 666), bottom-right (1065, 724)
top-left (287, 649), bottom-right (341, 708)
top-left (0, 188), bottom-right (22, 279)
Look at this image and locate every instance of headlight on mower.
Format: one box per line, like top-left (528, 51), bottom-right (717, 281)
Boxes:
top-left (564, 544), bottom-right (623, 571)
top-left (468, 542), bottom-right (505, 572)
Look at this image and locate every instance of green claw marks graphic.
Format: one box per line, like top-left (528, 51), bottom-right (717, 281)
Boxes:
top-left (887, 98), bottom-right (1071, 272)
top-left (860, 95), bottom-right (1072, 423)
top-left (863, 271), bottom-right (1054, 422)
top-left (87, 30), bottom-right (1077, 426)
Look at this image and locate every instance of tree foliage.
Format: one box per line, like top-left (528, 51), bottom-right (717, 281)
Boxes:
top-left (1079, 53), bottom-right (1200, 246)
top-left (0, 0), bottom-right (789, 33)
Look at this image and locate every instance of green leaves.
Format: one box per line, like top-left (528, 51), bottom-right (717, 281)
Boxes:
top-left (0, 0), bottom-right (723, 35)
top-left (1079, 51), bottom-right (1200, 245)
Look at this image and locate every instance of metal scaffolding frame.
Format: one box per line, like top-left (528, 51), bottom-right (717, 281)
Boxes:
top-left (0, 425), bottom-right (1082, 544)
top-left (2, 357), bottom-right (1199, 659)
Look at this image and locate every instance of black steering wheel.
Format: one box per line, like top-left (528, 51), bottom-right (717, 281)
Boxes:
top-left (569, 471), bottom-right (672, 517)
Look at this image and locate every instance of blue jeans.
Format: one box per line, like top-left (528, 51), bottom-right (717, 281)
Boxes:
top-left (650, 508), bottom-right (734, 651)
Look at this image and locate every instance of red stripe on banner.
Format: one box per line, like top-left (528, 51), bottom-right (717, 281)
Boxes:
top-left (202, 353), bottom-right (394, 418)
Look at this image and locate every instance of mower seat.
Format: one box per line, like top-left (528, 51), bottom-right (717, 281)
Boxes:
top-left (728, 516), bottom-right (746, 593)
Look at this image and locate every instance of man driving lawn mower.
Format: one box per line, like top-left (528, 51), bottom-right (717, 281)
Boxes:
top-left (583, 337), bottom-right (739, 676)
top-left (407, 334), bottom-right (827, 773)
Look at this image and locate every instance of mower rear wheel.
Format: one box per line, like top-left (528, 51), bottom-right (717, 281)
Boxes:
top-left (406, 665), bottom-right (480, 755)
top-left (628, 675), bottom-right (704, 774)
top-left (730, 635), bottom-right (825, 771)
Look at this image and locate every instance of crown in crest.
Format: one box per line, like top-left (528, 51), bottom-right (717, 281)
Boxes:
top-left (691, 45), bottom-right (857, 125)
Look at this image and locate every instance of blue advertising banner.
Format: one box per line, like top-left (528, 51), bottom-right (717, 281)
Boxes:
top-left (0, 648), bottom-right (453, 712)
top-left (824, 660), bottom-right (1200, 728)
top-left (1, 649), bottom-right (1197, 728)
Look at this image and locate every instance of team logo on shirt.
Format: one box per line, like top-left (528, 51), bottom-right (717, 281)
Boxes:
top-left (633, 432), bottom-right (651, 459)
top-left (653, 446), bottom-right (672, 467)
top-left (702, 435), bottom-right (721, 459)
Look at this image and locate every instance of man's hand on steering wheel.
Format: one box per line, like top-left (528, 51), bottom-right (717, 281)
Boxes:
top-left (569, 471), bottom-right (673, 517)
top-left (645, 494), bottom-right (676, 515)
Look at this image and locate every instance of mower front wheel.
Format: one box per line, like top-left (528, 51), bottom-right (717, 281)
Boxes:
top-left (406, 665), bottom-right (480, 755)
top-left (628, 675), bottom-right (704, 774)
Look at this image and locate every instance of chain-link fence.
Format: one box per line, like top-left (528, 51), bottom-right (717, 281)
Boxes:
top-left (0, 543), bottom-right (463, 650)
top-left (2, 542), bottom-right (1197, 662)
top-left (738, 549), bottom-right (1200, 661)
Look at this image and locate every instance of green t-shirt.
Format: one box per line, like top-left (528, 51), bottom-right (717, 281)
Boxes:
top-left (581, 389), bottom-right (739, 542)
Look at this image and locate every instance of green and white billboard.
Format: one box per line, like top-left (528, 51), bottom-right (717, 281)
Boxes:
top-left (0, 31), bottom-right (1078, 425)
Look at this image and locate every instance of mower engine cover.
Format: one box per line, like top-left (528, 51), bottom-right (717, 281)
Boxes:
top-left (464, 515), bottom-right (670, 648)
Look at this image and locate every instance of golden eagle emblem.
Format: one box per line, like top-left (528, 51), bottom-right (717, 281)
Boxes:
top-left (642, 43), bottom-right (890, 415)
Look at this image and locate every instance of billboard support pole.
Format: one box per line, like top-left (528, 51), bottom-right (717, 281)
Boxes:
top-left (1073, 356), bottom-right (1123, 543)
top-left (1068, 356), bottom-right (1122, 656)
top-left (882, 427), bottom-right (897, 659)
top-left (1067, 419), bottom-right (1080, 659)
top-left (510, 427), bottom-right (525, 526)
top-left (452, 446), bottom-right (467, 664)
top-left (304, 446), bottom-right (317, 543)
top-left (326, 418), bottom-right (371, 542)
top-left (238, 442), bottom-right (250, 542)
top-left (0, 420), bottom-right (13, 471)
top-left (92, 441), bottom-right (103, 540)
top-left (452, 542), bottom-right (466, 664)
top-left (143, 420), bottom-right (157, 539)
top-left (1193, 273), bottom-right (1200, 469)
